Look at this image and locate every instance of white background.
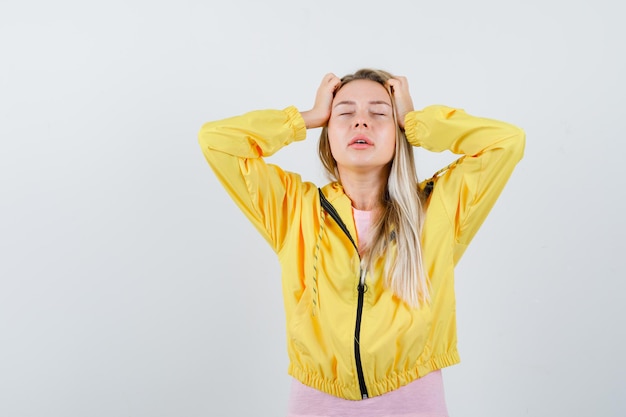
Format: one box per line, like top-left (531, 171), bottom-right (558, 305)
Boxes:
top-left (1, 0), bottom-right (624, 416)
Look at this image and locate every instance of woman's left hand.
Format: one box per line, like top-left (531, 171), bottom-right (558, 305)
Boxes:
top-left (387, 76), bottom-right (414, 129)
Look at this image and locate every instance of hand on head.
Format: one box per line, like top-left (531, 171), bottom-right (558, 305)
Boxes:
top-left (301, 73), bottom-right (341, 129)
top-left (386, 76), bottom-right (414, 129)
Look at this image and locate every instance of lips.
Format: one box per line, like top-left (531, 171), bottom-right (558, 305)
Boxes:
top-left (349, 135), bottom-right (372, 146)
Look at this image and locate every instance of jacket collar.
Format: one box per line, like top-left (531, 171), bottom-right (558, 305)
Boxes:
top-left (320, 182), bottom-right (359, 244)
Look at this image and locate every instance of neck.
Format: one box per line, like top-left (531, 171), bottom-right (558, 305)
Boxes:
top-left (338, 167), bottom-right (388, 211)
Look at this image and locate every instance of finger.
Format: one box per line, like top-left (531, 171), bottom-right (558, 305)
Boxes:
top-left (322, 73), bottom-right (338, 86)
top-left (325, 74), bottom-right (341, 90)
top-left (387, 77), bottom-right (408, 92)
top-left (394, 76), bottom-right (408, 85)
top-left (386, 78), bottom-right (400, 94)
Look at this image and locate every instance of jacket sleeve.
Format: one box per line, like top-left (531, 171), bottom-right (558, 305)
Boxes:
top-left (197, 106), bottom-right (307, 252)
top-left (405, 105), bottom-right (525, 263)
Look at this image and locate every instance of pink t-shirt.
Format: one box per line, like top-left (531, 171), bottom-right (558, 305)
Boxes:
top-left (286, 208), bottom-right (449, 417)
top-left (287, 371), bottom-right (447, 417)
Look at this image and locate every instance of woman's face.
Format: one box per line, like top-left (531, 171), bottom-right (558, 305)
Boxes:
top-left (327, 79), bottom-right (397, 176)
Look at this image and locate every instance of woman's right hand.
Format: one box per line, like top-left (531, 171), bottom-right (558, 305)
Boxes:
top-left (300, 73), bottom-right (341, 129)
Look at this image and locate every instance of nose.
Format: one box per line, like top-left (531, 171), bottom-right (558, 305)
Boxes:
top-left (354, 112), bottom-right (369, 128)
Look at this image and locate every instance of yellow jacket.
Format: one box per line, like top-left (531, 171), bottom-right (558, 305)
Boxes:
top-left (198, 105), bottom-right (525, 400)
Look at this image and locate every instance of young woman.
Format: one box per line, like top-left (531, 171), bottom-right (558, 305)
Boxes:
top-left (198, 69), bottom-right (525, 416)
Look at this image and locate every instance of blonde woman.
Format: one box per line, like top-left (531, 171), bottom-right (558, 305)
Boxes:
top-left (198, 69), bottom-right (525, 416)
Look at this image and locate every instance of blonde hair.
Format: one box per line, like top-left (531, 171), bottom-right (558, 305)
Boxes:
top-left (318, 69), bottom-right (430, 308)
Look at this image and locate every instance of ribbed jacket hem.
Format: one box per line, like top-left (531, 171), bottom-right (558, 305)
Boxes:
top-left (287, 350), bottom-right (460, 401)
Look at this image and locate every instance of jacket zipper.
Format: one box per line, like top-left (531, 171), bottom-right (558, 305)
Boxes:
top-left (319, 189), bottom-right (369, 399)
top-left (354, 278), bottom-right (368, 399)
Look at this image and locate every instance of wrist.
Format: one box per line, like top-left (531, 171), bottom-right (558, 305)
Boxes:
top-left (300, 110), bottom-right (326, 129)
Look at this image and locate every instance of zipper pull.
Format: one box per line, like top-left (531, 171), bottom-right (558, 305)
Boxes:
top-left (359, 268), bottom-right (367, 291)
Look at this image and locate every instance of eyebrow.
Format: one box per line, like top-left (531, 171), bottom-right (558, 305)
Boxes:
top-left (333, 100), bottom-right (392, 108)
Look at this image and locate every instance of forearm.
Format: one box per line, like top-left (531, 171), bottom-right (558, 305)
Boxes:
top-left (198, 106), bottom-right (307, 159)
top-left (404, 105), bottom-right (524, 158)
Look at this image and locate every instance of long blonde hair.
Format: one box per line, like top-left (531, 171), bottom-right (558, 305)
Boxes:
top-left (318, 69), bottom-right (430, 308)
